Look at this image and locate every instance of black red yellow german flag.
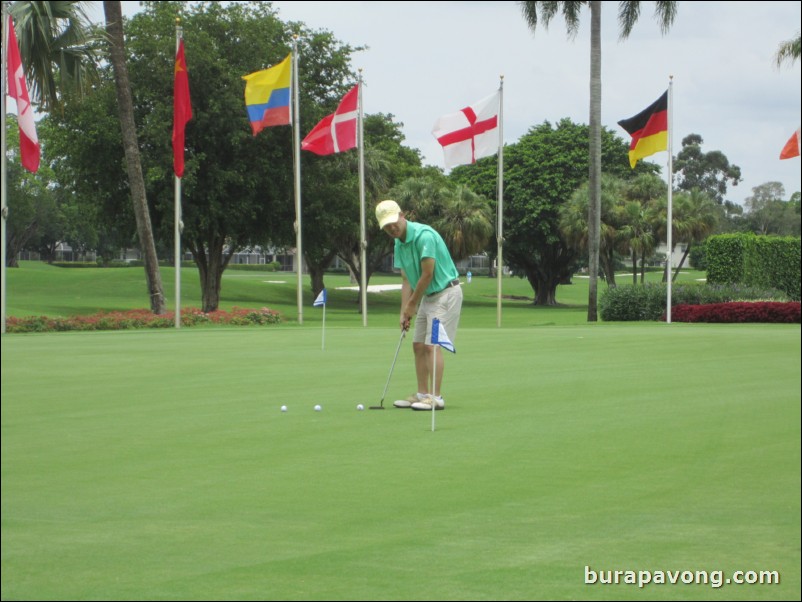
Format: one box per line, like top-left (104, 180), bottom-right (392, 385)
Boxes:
top-left (618, 91), bottom-right (668, 168)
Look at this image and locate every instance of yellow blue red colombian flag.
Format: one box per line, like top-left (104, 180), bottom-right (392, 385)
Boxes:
top-left (242, 54), bottom-right (292, 135)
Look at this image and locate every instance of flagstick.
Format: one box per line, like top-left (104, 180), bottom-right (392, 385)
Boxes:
top-left (496, 75), bottom-right (504, 329)
top-left (292, 38), bottom-right (303, 324)
top-left (431, 343), bottom-right (436, 432)
top-left (357, 73), bottom-right (367, 327)
top-left (1, 7), bottom-right (8, 335)
top-left (321, 302), bottom-right (326, 350)
top-left (174, 21), bottom-right (183, 329)
top-left (666, 76), bottom-right (674, 324)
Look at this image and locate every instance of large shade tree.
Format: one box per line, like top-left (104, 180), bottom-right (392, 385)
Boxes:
top-left (519, 0), bottom-right (677, 320)
top-left (45, 1), bottom-right (363, 313)
top-left (673, 133), bottom-right (742, 204)
top-left (452, 118), bottom-right (655, 306)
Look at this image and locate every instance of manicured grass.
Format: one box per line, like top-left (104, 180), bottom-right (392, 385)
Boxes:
top-left (2, 323), bottom-right (799, 600)
top-left (5, 260), bottom-right (706, 328)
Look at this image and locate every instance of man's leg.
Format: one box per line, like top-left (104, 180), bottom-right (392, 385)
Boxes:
top-left (413, 342), bottom-right (444, 397)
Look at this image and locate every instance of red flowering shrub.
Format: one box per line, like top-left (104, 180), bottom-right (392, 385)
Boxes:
top-left (6, 307), bottom-right (282, 333)
top-left (668, 302), bottom-right (801, 323)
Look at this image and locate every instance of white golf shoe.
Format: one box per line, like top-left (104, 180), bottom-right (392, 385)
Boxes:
top-left (411, 395), bottom-right (445, 411)
top-left (393, 394), bottom-right (418, 408)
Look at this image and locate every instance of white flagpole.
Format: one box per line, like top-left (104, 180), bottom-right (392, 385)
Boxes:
top-left (174, 21), bottom-right (183, 329)
top-left (322, 298), bottom-right (326, 350)
top-left (1, 8), bottom-right (9, 335)
top-left (358, 73), bottom-right (367, 327)
top-left (666, 77), bottom-right (674, 324)
top-left (292, 39), bottom-right (303, 324)
top-left (496, 76), bottom-right (504, 328)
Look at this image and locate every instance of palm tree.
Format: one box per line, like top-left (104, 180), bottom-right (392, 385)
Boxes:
top-left (9, 0), bottom-right (101, 111)
top-left (668, 189), bottom-right (718, 281)
top-left (432, 185), bottom-right (493, 261)
top-left (775, 32), bottom-right (801, 68)
top-left (103, 0), bottom-right (165, 314)
top-left (392, 176), bottom-right (493, 264)
top-left (520, 1), bottom-right (677, 320)
top-left (560, 175), bottom-right (625, 286)
top-left (617, 199), bottom-right (657, 284)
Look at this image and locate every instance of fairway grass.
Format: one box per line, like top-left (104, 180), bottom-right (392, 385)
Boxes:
top-left (4, 260), bottom-right (708, 328)
top-left (2, 323), bottom-right (799, 600)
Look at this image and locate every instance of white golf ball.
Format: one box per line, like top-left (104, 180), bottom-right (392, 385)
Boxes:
top-left (314, 404), bottom-right (322, 412)
top-left (281, 405), bottom-right (287, 412)
top-left (357, 404), bottom-right (364, 411)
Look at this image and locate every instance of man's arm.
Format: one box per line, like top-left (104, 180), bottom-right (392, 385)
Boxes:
top-left (401, 258), bottom-right (435, 329)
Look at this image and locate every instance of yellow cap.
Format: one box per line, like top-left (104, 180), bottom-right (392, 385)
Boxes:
top-left (375, 200), bottom-right (402, 229)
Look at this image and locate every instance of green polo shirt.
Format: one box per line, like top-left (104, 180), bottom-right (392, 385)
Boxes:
top-left (393, 221), bottom-right (459, 295)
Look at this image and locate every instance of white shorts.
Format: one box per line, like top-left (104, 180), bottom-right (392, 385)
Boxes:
top-left (413, 284), bottom-right (463, 346)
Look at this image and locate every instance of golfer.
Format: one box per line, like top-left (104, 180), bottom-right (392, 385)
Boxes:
top-left (376, 200), bottom-right (463, 411)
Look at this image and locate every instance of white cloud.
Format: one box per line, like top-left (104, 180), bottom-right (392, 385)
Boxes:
top-left (274, 0), bottom-right (801, 204)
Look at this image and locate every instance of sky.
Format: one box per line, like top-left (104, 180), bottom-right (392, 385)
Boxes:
top-left (97, 1), bottom-right (802, 206)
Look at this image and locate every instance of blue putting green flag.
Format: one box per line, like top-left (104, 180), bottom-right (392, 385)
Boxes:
top-left (431, 318), bottom-right (455, 353)
top-left (314, 288), bottom-right (327, 307)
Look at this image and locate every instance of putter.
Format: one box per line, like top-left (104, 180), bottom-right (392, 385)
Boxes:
top-left (370, 328), bottom-right (406, 409)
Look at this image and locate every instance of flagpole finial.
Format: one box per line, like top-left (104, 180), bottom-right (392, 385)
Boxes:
top-left (176, 17), bottom-right (181, 25)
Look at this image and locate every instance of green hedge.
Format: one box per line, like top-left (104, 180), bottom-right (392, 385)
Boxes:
top-left (706, 234), bottom-right (751, 284)
top-left (744, 236), bottom-right (801, 301)
top-left (706, 234), bottom-right (801, 301)
top-left (226, 262), bottom-right (282, 272)
top-left (599, 282), bottom-right (789, 321)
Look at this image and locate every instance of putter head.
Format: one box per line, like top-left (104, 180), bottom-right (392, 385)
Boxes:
top-left (369, 405), bottom-right (385, 410)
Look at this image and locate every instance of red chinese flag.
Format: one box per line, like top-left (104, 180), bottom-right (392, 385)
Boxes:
top-left (173, 39), bottom-right (192, 177)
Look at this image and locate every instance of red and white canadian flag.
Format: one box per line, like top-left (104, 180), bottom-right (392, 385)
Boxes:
top-left (302, 84), bottom-right (358, 156)
top-left (5, 14), bottom-right (40, 173)
top-left (432, 91), bottom-right (499, 169)
top-left (780, 127), bottom-right (800, 160)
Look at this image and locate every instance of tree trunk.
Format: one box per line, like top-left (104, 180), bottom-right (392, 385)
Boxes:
top-left (188, 236), bottom-right (229, 313)
top-left (103, 1), bottom-right (165, 314)
top-left (304, 249), bottom-right (337, 305)
top-left (307, 263), bottom-right (327, 302)
top-left (672, 244), bottom-right (691, 282)
top-left (525, 271), bottom-right (558, 306)
top-left (586, 0), bottom-right (602, 322)
top-left (631, 251), bottom-right (638, 284)
top-left (601, 249), bottom-right (616, 287)
top-left (640, 251), bottom-right (646, 284)
top-left (340, 249), bottom-right (371, 314)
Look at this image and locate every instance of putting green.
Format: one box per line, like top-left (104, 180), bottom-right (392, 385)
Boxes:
top-left (2, 324), bottom-right (799, 600)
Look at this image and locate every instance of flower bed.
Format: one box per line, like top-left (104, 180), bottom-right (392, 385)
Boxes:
top-left (6, 307), bottom-right (282, 333)
top-left (667, 302), bottom-right (801, 323)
